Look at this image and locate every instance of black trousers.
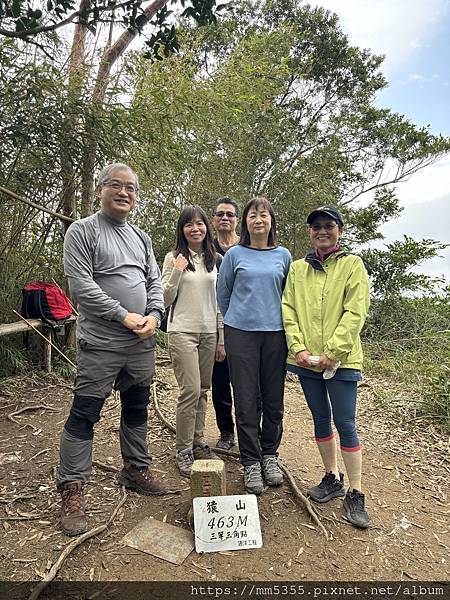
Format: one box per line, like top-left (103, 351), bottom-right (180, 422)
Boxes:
top-left (224, 326), bottom-right (287, 466)
top-left (212, 357), bottom-right (234, 435)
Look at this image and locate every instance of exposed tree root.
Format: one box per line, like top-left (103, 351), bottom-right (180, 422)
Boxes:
top-left (27, 487), bottom-right (127, 600)
top-left (151, 381), bottom-right (328, 538)
top-left (152, 381), bottom-right (175, 434)
top-left (92, 460), bottom-right (118, 474)
top-left (8, 404), bottom-right (59, 424)
top-left (279, 461), bottom-right (328, 539)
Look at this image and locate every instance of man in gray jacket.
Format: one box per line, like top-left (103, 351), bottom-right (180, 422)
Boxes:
top-left (58, 162), bottom-right (166, 536)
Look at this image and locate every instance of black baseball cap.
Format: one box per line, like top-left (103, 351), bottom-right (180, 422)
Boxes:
top-left (306, 205), bottom-right (343, 226)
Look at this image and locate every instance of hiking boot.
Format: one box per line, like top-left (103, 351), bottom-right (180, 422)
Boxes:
top-left (343, 489), bottom-right (370, 529)
top-left (262, 455), bottom-right (283, 486)
top-left (308, 472), bottom-right (345, 503)
top-left (244, 463), bottom-right (265, 495)
top-left (193, 443), bottom-right (221, 460)
top-left (116, 463), bottom-right (167, 496)
top-left (216, 431), bottom-right (235, 451)
top-left (176, 448), bottom-right (194, 477)
top-left (60, 481), bottom-right (88, 537)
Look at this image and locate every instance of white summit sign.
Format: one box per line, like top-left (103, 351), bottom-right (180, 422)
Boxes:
top-left (193, 494), bottom-right (262, 553)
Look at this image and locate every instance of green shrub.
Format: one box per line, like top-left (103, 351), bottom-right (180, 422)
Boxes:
top-left (363, 294), bottom-right (449, 428)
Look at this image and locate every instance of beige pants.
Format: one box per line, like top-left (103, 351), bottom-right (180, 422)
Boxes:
top-left (168, 332), bottom-right (217, 451)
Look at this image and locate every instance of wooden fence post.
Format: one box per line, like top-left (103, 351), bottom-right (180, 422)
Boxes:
top-left (42, 327), bottom-right (52, 373)
top-left (1, 314), bottom-right (77, 372)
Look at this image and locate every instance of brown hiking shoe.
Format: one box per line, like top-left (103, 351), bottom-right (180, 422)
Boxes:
top-left (116, 463), bottom-right (167, 496)
top-left (60, 481), bottom-right (88, 537)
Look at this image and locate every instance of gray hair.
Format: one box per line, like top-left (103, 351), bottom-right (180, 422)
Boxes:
top-left (97, 163), bottom-right (139, 190)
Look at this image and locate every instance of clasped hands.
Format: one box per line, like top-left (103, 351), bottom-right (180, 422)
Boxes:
top-left (122, 312), bottom-right (158, 339)
top-left (295, 350), bottom-right (335, 370)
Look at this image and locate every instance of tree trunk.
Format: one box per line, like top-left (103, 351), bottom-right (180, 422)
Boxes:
top-left (80, 0), bottom-right (169, 217)
top-left (61, 0), bottom-right (91, 226)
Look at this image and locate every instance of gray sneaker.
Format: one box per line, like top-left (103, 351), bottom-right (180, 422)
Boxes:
top-left (193, 443), bottom-right (221, 460)
top-left (216, 432), bottom-right (235, 450)
top-left (244, 463), bottom-right (264, 495)
top-left (308, 472), bottom-right (345, 503)
top-left (343, 490), bottom-right (370, 529)
top-left (262, 455), bottom-right (283, 486)
top-left (176, 448), bottom-right (194, 477)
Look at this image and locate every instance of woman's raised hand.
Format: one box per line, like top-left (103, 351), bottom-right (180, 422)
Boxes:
top-left (173, 254), bottom-right (189, 271)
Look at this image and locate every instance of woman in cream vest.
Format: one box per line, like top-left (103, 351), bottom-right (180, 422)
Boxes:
top-left (161, 205), bottom-right (225, 477)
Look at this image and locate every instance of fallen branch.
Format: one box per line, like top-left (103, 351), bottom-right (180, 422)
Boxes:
top-left (28, 487), bottom-right (128, 600)
top-left (13, 310), bottom-right (76, 368)
top-left (151, 382), bottom-right (175, 434)
top-left (0, 402), bottom-right (20, 411)
top-left (152, 380), bottom-right (327, 536)
top-left (0, 515), bottom-right (43, 521)
top-left (0, 185), bottom-right (74, 223)
top-left (155, 358), bottom-right (172, 367)
top-left (316, 513), bottom-right (343, 525)
top-left (279, 462), bottom-right (328, 540)
top-left (54, 382), bottom-right (75, 391)
top-left (8, 404), bottom-right (60, 424)
top-left (152, 381), bottom-right (236, 458)
top-left (0, 493), bottom-right (38, 504)
top-left (210, 446), bottom-right (240, 458)
top-left (93, 460), bottom-right (118, 474)
top-left (30, 448), bottom-right (50, 460)
top-left (102, 400), bottom-right (120, 414)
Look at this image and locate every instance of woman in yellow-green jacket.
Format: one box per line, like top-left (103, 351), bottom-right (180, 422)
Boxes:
top-left (282, 205), bottom-right (371, 529)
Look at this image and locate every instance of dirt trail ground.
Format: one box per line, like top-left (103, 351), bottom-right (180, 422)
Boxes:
top-left (0, 351), bottom-right (448, 597)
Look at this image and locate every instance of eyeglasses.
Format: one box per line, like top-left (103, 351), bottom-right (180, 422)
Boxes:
top-left (103, 180), bottom-right (137, 194)
top-left (214, 211), bottom-right (237, 218)
top-left (310, 223), bottom-right (338, 232)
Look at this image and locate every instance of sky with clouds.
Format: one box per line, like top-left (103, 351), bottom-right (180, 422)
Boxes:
top-left (314, 0), bottom-right (450, 282)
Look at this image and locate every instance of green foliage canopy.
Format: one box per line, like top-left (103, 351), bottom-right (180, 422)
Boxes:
top-left (120, 0), bottom-right (450, 261)
top-left (0, 0), bottom-right (448, 333)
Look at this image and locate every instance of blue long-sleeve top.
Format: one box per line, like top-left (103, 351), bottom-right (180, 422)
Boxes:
top-left (217, 245), bottom-right (292, 331)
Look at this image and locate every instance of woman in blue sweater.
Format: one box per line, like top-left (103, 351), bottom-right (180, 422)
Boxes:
top-left (217, 197), bottom-right (291, 495)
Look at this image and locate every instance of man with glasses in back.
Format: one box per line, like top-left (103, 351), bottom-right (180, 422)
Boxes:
top-left (211, 197), bottom-right (240, 450)
top-left (57, 162), bottom-right (166, 536)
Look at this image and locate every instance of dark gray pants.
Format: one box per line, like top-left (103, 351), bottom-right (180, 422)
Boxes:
top-left (224, 326), bottom-right (287, 466)
top-left (58, 340), bottom-right (155, 487)
top-left (212, 357), bottom-right (234, 435)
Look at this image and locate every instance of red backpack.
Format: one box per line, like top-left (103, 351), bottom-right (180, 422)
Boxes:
top-left (21, 282), bottom-right (73, 326)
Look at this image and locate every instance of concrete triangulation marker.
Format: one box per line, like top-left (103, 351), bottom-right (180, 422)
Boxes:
top-left (190, 459), bottom-right (227, 499)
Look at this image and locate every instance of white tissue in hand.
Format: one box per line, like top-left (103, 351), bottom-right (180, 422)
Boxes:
top-left (323, 361), bottom-right (341, 379)
top-left (308, 355), bottom-right (340, 379)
